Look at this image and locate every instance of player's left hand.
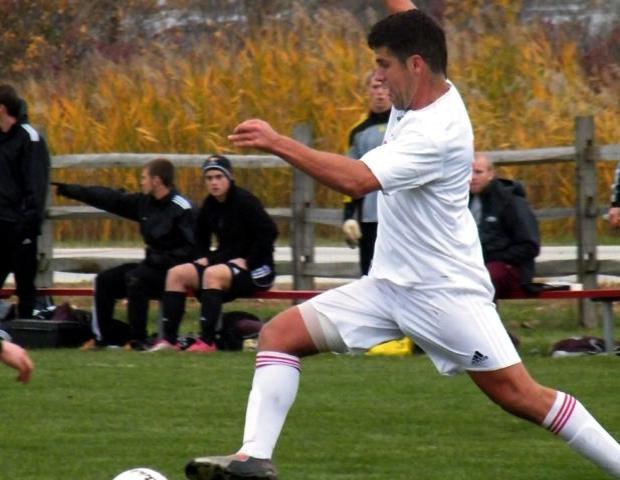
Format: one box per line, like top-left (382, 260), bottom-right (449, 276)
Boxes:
top-left (228, 119), bottom-right (280, 151)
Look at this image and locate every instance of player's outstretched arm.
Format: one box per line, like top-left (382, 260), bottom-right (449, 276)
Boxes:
top-left (0, 340), bottom-right (34, 384)
top-left (229, 119), bottom-right (380, 198)
top-left (384, 0), bottom-right (416, 14)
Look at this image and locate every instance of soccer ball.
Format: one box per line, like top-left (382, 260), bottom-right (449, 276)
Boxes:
top-left (112, 467), bottom-right (168, 480)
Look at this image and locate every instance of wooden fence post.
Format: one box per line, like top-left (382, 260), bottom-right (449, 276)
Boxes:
top-left (291, 123), bottom-right (315, 291)
top-left (36, 126), bottom-right (53, 292)
top-left (575, 115), bottom-right (598, 327)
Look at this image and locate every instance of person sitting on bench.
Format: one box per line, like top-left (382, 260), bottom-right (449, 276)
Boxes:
top-left (469, 153), bottom-right (540, 299)
top-left (53, 159), bottom-right (195, 351)
top-left (151, 155), bottom-right (278, 353)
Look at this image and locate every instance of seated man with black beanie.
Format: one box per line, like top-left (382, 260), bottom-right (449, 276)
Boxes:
top-left (152, 155), bottom-right (278, 353)
top-left (54, 158), bottom-right (195, 350)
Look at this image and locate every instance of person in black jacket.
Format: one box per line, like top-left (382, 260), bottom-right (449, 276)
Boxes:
top-left (151, 155), bottom-right (278, 353)
top-left (53, 158), bottom-right (195, 350)
top-left (0, 84), bottom-right (50, 319)
top-left (469, 153), bottom-right (540, 299)
top-left (341, 70), bottom-right (391, 275)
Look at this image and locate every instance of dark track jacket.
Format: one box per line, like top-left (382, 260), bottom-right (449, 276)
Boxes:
top-left (470, 178), bottom-right (540, 284)
top-left (195, 182), bottom-right (278, 275)
top-left (343, 109), bottom-right (390, 223)
top-left (0, 120), bottom-right (50, 238)
top-left (56, 184), bottom-right (195, 269)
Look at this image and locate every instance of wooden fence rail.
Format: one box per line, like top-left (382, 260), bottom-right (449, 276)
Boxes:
top-left (38, 116), bottom-right (620, 326)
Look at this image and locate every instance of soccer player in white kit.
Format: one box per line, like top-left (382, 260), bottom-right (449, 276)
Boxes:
top-left (185, 2), bottom-right (620, 479)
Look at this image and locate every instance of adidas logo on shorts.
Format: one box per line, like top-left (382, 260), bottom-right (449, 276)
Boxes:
top-left (471, 350), bottom-right (489, 366)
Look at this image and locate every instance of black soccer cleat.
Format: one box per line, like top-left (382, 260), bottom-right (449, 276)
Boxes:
top-left (185, 453), bottom-right (278, 480)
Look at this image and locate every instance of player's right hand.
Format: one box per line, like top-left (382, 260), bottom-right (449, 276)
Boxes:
top-left (342, 219), bottom-right (361, 248)
top-left (228, 119), bottom-right (280, 151)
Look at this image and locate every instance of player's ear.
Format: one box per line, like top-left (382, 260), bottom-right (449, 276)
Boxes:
top-left (406, 54), bottom-right (424, 74)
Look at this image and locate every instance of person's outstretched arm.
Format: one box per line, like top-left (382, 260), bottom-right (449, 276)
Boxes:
top-left (0, 340), bottom-right (33, 384)
top-left (53, 183), bottom-right (142, 222)
top-left (384, 0), bottom-right (416, 14)
top-left (229, 119), bottom-right (380, 198)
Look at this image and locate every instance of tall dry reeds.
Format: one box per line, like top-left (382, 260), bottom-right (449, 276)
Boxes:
top-left (19, 2), bottom-right (620, 242)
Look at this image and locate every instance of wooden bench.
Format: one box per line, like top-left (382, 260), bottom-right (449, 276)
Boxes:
top-left (0, 287), bottom-right (618, 352)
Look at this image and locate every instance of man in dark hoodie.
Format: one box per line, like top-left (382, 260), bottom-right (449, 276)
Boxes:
top-left (54, 158), bottom-right (195, 350)
top-left (151, 155), bottom-right (278, 353)
top-left (469, 153), bottom-right (540, 299)
top-left (0, 84), bottom-right (50, 319)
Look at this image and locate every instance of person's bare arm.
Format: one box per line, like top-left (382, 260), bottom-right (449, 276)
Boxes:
top-left (384, 0), bottom-right (416, 14)
top-left (229, 119), bottom-right (380, 198)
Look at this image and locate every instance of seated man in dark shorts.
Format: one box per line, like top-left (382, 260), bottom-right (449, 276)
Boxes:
top-left (151, 155), bottom-right (278, 353)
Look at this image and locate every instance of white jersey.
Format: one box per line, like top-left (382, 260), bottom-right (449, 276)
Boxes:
top-left (361, 82), bottom-right (493, 295)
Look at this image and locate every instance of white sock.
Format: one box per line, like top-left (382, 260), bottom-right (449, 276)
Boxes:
top-left (543, 391), bottom-right (620, 477)
top-left (238, 351), bottom-right (301, 459)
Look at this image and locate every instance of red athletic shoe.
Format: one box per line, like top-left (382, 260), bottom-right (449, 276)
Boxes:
top-left (186, 338), bottom-right (217, 353)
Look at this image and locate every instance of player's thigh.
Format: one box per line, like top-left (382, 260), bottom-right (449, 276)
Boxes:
top-left (308, 276), bottom-right (402, 352)
top-left (397, 286), bottom-right (521, 376)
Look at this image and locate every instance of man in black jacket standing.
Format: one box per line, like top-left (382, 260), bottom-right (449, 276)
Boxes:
top-left (341, 71), bottom-right (392, 275)
top-left (152, 155), bottom-right (278, 353)
top-left (0, 84), bottom-right (50, 319)
top-left (469, 153), bottom-right (540, 299)
top-left (54, 158), bottom-right (195, 350)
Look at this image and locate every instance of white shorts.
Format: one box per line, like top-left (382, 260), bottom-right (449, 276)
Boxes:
top-left (306, 276), bottom-right (521, 376)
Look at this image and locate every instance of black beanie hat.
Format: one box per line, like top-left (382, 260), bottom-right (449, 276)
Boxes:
top-left (201, 155), bottom-right (233, 179)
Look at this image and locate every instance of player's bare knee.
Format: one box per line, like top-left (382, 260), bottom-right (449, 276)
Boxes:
top-left (168, 264), bottom-right (198, 291)
top-left (165, 265), bottom-right (182, 289)
top-left (203, 265), bottom-right (227, 289)
top-left (257, 307), bottom-right (321, 357)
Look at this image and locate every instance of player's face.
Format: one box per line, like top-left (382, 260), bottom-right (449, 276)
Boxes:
top-left (470, 156), bottom-right (495, 194)
top-left (373, 47), bottom-right (416, 110)
top-left (367, 77), bottom-right (391, 113)
top-left (204, 170), bottom-right (230, 201)
top-left (140, 169), bottom-right (155, 195)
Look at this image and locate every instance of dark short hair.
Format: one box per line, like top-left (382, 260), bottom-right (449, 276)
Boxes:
top-left (0, 84), bottom-right (22, 118)
top-left (145, 158), bottom-right (174, 187)
top-left (367, 9), bottom-right (447, 76)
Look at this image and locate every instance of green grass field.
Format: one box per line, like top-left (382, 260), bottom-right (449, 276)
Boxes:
top-left (2, 299), bottom-right (620, 480)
